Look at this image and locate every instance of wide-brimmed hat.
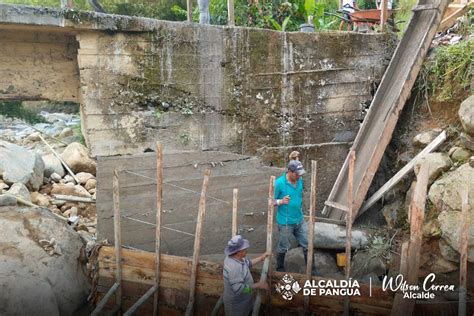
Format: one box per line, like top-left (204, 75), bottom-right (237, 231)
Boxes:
top-left (288, 160), bottom-right (306, 176)
top-left (224, 235), bottom-right (250, 255)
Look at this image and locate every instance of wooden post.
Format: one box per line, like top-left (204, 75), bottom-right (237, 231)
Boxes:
top-left (67, 0), bottom-right (73, 8)
top-left (153, 143), bottom-right (163, 315)
top-left (380, 0), bottom-right (388, 31)
top-left (185, 169), bottom-right (211, 316)
top-left (390, 163), bottom-right (430, 316)
top-left (113, 169), bottom-right (122, 311)
top-left (187, 0), bottom-right (193, 22)
top-left (304, 160), bottom-right (317, 314)
top-left (227, 0), bottom-right (235, 25)
top-left (232, 188), bottom-right (238, 236)
top-left (343, 150), bottom-right (355, 316)
top-left (458, 188), bottom-right (469, 316)
top-left (252, 176), bottom-right (275, 316)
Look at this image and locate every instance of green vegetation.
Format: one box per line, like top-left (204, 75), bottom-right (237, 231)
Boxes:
top-left (0, 101), bottom-right (47, 124)
top-left (72, 123), bottom-right (86, 145)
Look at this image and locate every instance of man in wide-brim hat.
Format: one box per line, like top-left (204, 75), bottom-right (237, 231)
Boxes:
top-left (223, 235), bottom-right (269, 316)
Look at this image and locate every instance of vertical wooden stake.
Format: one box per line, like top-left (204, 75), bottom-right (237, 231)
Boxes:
top-left (113, 169), bottom-right (122, 310)
top-left (380, 0), bottom-right (388, 31)
top-left (343, 150), bottom-right (355, 316)
top-left (232, 188), bottom-right (238, 236)
top-left (304, 160), bottom-right (317, 314)
top-left (227, 0), bottom-right (235, 26)
top-left (390, 163), bottom-right (429, 316)
top-left (252, 176), bottom-right (275, 316)
top-left (185, 169), bottom-right (211, 316)
top-left (458, 188), bottom-right (469, 316)
top-left (153, 143), bottom-right (163, 316)
top-left (187, 0), bottom-right (193, 22)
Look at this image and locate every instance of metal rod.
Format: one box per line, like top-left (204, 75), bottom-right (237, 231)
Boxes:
top-left (343, 150), bottom-right (355, 316)
top-left (458, 188), bottom-right (469, 316)
top-left (232, 188), bottom-right (238, 236)
top-left (113, 169), bottom-right (123, 311)
top-left (185, 169), bottom-right (211, 316)
top-left (187, 0), bottom-right (193, 22)
top-left (227, 0), bottom-right (235, 25)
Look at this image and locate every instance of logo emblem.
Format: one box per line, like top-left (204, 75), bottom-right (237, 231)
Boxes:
top-left (275, 274), bottom-right (301, 300)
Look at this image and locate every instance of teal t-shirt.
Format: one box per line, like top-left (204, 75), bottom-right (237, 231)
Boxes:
top-left (274, 172), bottom-right (303, 225)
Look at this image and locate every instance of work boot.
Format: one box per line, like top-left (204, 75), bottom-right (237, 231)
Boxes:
top-left (303, 249), bottom-right (318, 275)
top-left (276, 252), bottom-right (286, 272)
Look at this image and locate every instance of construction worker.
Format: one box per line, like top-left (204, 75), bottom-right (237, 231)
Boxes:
top-left (223, 235), bottom-right (268, 316)
top-left (339, 0), bottom-right (357, 31)
top-left (274, 160), bottom-right (314, 273)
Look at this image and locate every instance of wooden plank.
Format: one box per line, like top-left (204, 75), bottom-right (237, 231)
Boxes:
top-left (154, 143), bottom-right (163, 316)
top-left (343, 150), bottom-right (355, 316)
top-left (323, 0), bottom-right (451, 221)
top-left (113, 169), bottom-right (123, 310)
top-left (438, 2), bottom-right (472, 32)
top-left (359, 130), bottom-right (446, 215)
top-left (38, 134), bottom-right (79, 184)
top-left (227, 0), bottom-right (235, 25)
top-left (458, 188), bottom-right (469, 316)
top-left (325, 200), bottom-right (349, 213)
top-left (390, 163), bottom-right (429, 316)
top-left (185, 169), bottom-right (211, 316)
top-left (380, 0), bottom-right (388, 30)
top-left (304, 160), bottom-right (317, 314)
top-left (187, 0), bottom-right (193, 22)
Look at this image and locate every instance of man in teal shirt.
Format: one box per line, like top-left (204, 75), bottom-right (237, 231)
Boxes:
top-left (274, 160), bottom-right (310, 272)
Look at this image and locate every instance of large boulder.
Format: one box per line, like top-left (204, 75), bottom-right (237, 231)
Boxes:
top-left (460, 132), bottom-right (474, 151)
top-left (351, 250), bottom-right (387, 279)
top-left (428, 163), bottom-right (474, 212)
top-left (412, 128), bottom-right (443, 148)
top-left (60, 142), bottom-right (96, 175)
top-left (414, 152), bottom-right (452, 185)
top-left (459, 95), bottom-right (474, 135)
top-left (314, 222), bottom-right (369, 250)
top-left (438, 209), bottom-right (474, 263)
top-left (0, 140), bottom-right (44, 191)
top-left (282, 248), bottom-right (341, 277)
top-left (0, 207), bottom-right (89, 315)
top-left (42, 153), bottom-right (66, 178)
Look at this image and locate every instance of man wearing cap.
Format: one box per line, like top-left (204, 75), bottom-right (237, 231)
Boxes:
top-left (223, 235), bottom-right (268, 316)
top-left (274, 160), bottom-right (313, 272)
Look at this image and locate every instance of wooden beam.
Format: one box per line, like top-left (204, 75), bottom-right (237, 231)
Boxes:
top-left (343, 150), bottom-right (356, 316)
top-left (154, 143), bottom-right (163, 316)
top-left (359, 130), bottom-right (446, 215)
top-left (390, 162), bottom-right (429, 316)
top-left (252, 176), bottom-right (275, 316)
top-left (113, 169), bottom-right (123, 311)
top-left (391, 241), bottom-right (409, 314)
top-left (325, 200), bottom-right (349, 213)
top-left (185, 169), bottom-right (211, 316)
top-left (232, 188), bottom-right (238, 236)
top-left (304, 160), bottom-right (317, 315)
top-left (458, 187), bottom-right (469, 316)
top-left (187, 0), bottom-right (193, 22)
top-left (227, 0), bottom-right (235, 25)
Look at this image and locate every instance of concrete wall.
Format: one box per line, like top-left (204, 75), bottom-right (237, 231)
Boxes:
top-left (0, 26), bottom-right (80, 102)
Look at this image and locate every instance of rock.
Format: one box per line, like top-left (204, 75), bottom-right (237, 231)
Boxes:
top-left (25, 132), bottom-right (41, 142)
top-left (7, 183), bottom-right (32, 203)
top-left (428, 163), bottom-right (474, 212)
top-left (314, 222), bottom-right (369, 250)
top-left (42, 154), bottom-right (66, 178)
top-left (352, 251), bottom-right (387, 279)
top-left (59, 127), bottom-right (73, 138)
top-left (0, 207), bottom-right (89, 315)
top-left (0, 140), bottom-right (45, 190)
top-left (30, 192), bottom-right (50, 207)
top-left (50, 172), bottom-right (62, 182)
top-left (50, 183), bottom-right (92, 198)
top-left (0, 181), bottom-right (9, 192)
top-left (460, 132), bottom-right (474, 151)
top-left (470, 156), bottom-right (474, 167)
top-left (0, 194), bottom-right (17, 206)
top-left (412, 128), bottom-right (443, 148)
top-left (414, 152), bottom-right (452, 185)
top-left (85, 178), bottom-right (97, 191)
top-left (88, 188), bottom-right (96, 195)
top-left (450, 147), bottom-right (471, 163)
top-left (64, 175), bottom-right (75, 183)
top-left (60, 142), bottom-right (96, 175)
top-left (76, 172), bottom-right (95, 185)
top-left (439, 239), bottom-right (459, 263)
top-left (458, 95), bottom-right (474, 135)
top-left (422, 219), bottom-right (441, 238)
top-left (438, 209), bottom-right (474, 263)
top-left (382, 199), bottom-right (405, 229)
